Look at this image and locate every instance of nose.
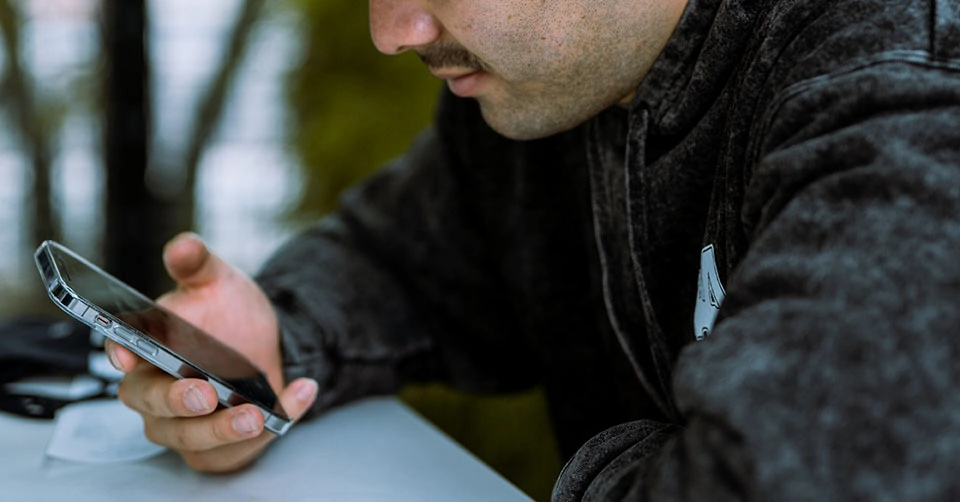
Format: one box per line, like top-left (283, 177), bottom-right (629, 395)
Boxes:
top-left (369, 0), bottom-right (441, 55)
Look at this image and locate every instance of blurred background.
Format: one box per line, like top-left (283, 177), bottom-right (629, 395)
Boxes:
top-left (0, 0), bottom-right (559, 499)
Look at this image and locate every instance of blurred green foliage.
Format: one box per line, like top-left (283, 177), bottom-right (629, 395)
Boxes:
top-left (283, 2), bottom-right (563, 500)
top-left (285, 0), bottom-right (440, 219)
top-left (401, 383), bottom-right (564, 501)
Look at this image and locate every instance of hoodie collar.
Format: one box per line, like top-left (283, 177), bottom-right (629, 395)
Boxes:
top-left (629, 0), bottom-right (768, 137)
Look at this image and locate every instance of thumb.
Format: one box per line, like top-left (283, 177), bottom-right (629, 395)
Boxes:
top-left (278, 378), bottom-right (319, 426)
top-left (162, 232), bottom-right (224, 289)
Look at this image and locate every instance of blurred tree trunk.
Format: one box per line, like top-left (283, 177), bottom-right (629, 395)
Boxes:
top-left (175, 0), bottom-right (265, 229)
top-left (101, 0), bottom-right (171, 297)
top-left (0, 0), bottom-right (59, 247)
top-left (101, 0), bottom-right (264, 297)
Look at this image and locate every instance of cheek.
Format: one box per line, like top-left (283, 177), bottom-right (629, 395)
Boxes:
top-left (449, 3), bottom-right (582, 78)
top-left (447, 15), bottom-right (473, 33)
top-left (473, 20), bottom-right (555, 69)
top-left (453, 5), bottom-right (548, 48)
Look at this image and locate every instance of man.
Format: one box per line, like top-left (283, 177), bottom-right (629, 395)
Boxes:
top-left (108, 0), bottom-right (960, 499)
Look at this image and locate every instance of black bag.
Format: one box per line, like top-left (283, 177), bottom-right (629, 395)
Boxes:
top-left (0, 317), bottom-right (111, 418)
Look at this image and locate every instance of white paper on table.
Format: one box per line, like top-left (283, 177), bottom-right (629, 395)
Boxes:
top-left (45, 399), bottom-right (167, 463)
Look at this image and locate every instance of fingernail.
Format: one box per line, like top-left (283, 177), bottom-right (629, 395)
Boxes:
top-left (164, 232), bottom-right (199, 252)
top-left (297, 379), bottom-right (318, 404)
top-left (233, 409), bottom-right (259, 435)
top-left (106, 345), bottom-right (121, 371)
top-left (183, 385), bottom-right (210, 413)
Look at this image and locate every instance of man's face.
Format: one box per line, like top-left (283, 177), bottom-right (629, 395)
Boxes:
top-left (369, 0), bottom-right (688, 140)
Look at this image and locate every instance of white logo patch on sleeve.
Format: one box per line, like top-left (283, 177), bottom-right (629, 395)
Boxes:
top-left (694, 244), bottom-right (726, 341)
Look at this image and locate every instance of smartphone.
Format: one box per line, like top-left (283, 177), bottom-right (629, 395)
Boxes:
top-left (34, 240), bottom-right (292, 435)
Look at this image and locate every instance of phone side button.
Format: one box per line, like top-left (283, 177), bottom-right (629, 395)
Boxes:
top-left (135, 338), bottom-right (160, 356)
top-left (113, 326), bottom-right (138, 343)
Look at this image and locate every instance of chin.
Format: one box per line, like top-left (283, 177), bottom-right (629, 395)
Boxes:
top-left (480, 105), bottom-right (586, 141)
top-left (478, 99), bottom-right (596, 141)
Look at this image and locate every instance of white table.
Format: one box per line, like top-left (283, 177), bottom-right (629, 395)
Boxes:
top-left (0, 396), bottom-right (533, 501)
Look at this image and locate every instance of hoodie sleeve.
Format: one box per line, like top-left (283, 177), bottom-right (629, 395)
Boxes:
top-left (555, 56), bottom-right (960, 500)
top-left (255, 91), bottom-right (542, 414)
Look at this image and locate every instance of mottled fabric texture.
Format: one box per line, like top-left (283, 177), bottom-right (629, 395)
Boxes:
top-left (257, 0), bottom-right (960, 499)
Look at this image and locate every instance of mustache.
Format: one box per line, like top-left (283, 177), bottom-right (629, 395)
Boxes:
top-left (417, 44), bottom-right (491, 72)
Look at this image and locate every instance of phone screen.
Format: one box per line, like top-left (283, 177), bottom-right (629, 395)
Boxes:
top-left (38, 243), bottom-right (284, 418)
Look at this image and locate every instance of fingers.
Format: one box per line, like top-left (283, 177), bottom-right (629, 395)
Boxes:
top-left (142, 378), bottom-right (319, 473)
top-left (117, 364), bottom-right (219, 419)
top-left (279, 377), bottom-right (320, 425)
top-left (162, 232), bottom-right (224, 290)
top-left (143, 404), bottom-right (267, 453)
top-left (176, 408), bottom-right (274, 472)
top-left (105, 339), bottom-right (140, 373)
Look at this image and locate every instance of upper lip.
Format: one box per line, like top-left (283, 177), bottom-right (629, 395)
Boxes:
top-left (429, 68), bottom-right (481, 80)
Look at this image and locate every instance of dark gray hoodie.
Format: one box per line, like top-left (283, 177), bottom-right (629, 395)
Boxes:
top-left (259, 0), bottom-right (960, 499)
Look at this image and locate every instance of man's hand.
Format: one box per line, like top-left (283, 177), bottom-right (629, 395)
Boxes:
top-left (105, 233), bottom-right (318, 472)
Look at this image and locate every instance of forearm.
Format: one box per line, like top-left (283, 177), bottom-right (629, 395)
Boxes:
top-left (255, 93), bottom-right (545, 414)
top-left (257, 216), bottom-right (435, 413)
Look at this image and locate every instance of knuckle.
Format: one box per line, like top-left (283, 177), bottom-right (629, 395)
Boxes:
top-left (141, 418), bottom-right (164, 446)
top-left (116, 380), bottom-right (131, 406)
top-left (182, 451), bottom-right (248, 474)
top-left (117, 370), bottom-right (164, 416)
top-left (139, 388), bottom-right (161, 416)
top-left (173, 425), bottom-right (197, 451)
top-left (117, 378), bottom-right (151, 416)
top-left (182, 452), bottom-right (217, 472)
top-left (220, 456), bottom-right (250, 473)
top-left (211, 418), bottom-right (233, 444)
top-left (143, 374), bottom-right (176, 417)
